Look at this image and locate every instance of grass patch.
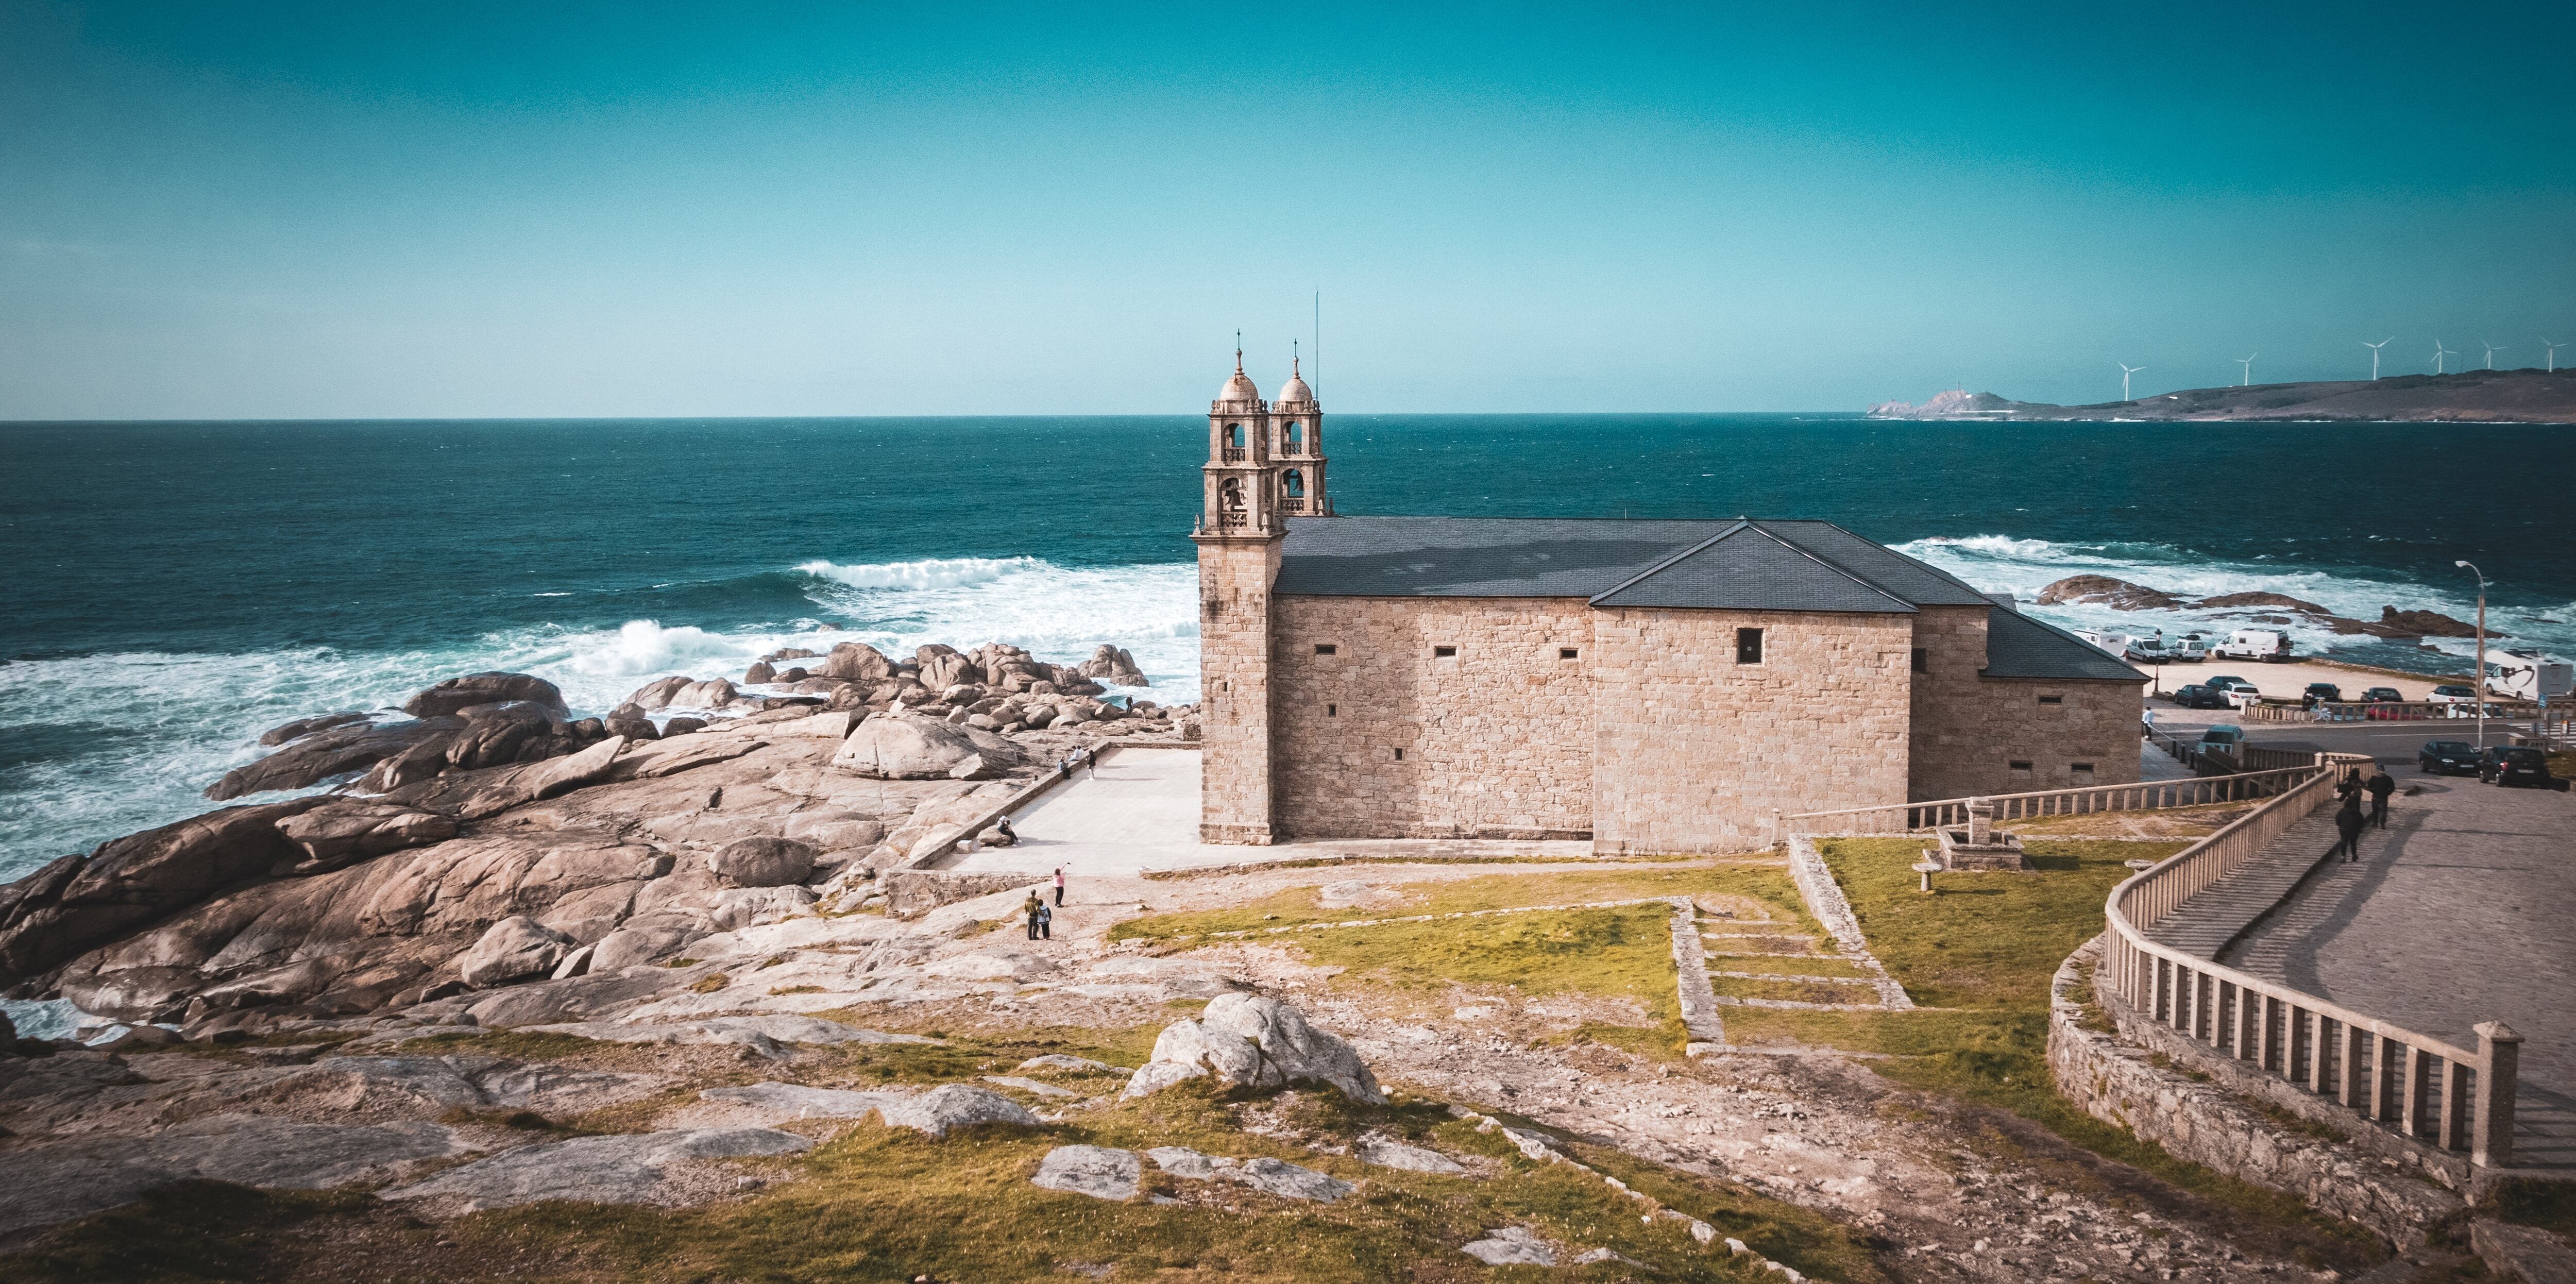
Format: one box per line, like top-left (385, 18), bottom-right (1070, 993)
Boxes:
top-left (1112, 864), bottom-right (1806, 944)
top-left (2487, 1176), bottom-right (2576, 1237)
top-left (1298, 904), bottom-right (1684, 1026)
top-left (1699, 952), bottom-right (1867, 978)
top-left (0, 1181), bottom-right (378, 1283)
top-left (1706, 974), bottom-right (1878, 1006)
top-left (387, 1030), bottom-right (613, 1060)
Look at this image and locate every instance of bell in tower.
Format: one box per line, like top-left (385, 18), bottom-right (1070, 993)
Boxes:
top-left (1269, 344), bottom-right (1328, 518)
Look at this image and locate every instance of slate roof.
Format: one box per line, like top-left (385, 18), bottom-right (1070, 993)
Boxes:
top-left (1983, 607), bottom-right (2154, 682)
top-left (1273, 515), bottom-right (2148, 683)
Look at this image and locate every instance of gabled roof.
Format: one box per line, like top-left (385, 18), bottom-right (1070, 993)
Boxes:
top-left (1985, 607), bottom-right (2153, 682)
top-left (1271, 516), bottom-right (1730, 598)
top-left (1589, 522), bottom-right (1917, 613)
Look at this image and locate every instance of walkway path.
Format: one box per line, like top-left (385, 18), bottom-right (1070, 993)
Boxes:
top-left (2156, 775), bottom-right (2576, 1168)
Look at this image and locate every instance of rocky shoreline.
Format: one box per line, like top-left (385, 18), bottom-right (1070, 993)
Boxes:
top-left (0, 638), bottom-right (1195, 1045)
top-left (2034, 575), bottom-right (2483, 640)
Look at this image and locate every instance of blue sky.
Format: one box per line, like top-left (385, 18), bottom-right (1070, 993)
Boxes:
top-left (3, 1), bottom-right (2571, 417)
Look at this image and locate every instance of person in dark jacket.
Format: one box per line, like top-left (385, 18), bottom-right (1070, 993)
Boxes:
top-left (1023, 891), bottom-right (1044, 940)
top-left (2364, 768), bottom-right (2397, 829)
top-left (2336, 769), bottom-right (2364, 806)
top-left (2331, 797), bottom-right (2368, 863)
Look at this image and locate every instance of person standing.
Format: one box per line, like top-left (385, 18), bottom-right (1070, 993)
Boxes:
top-left (2365, 767), bottom-right (2397, 829)
top-left (1083, 745), bottom-right (1099, 778)
top-left (2332, 797), bottom-right (2367, 864)
top-left (1035, 898), bottom-right (1053, 940)
top-left (1023, 891), bottom-right (1043, 940)
top-left (1052, 865), bottom-right (1066, 907)
top-left (2336, 769), bottom-right (2364, 806)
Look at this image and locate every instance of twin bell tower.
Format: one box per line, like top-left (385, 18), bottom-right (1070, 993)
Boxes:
top-left (1191, 344), bottom-right (1329, 843)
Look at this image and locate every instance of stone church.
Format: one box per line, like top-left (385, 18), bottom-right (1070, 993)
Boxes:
top-left (1192, 353), bottom-right (2148, 852)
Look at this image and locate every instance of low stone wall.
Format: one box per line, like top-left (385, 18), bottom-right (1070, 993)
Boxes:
top-left (2046, 935), bottom-right (2461, 1247)
top-left (883, 870), bottom-right (1045, 918)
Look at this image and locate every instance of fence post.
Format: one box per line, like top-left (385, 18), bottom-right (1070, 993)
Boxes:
top-left (2473, 1021), bottom-right (2521, 1168)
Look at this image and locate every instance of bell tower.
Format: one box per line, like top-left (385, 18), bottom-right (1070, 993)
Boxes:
top-left (1193, 342), bottom-right (1282, 843)
top-left (1269, 345), bottom-right (1328, 517)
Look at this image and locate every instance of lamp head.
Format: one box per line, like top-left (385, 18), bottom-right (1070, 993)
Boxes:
top-left (2456, 560), bottom-right (2469, 568)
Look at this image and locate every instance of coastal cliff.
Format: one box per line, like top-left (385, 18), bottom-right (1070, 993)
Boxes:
top-left (1870, 366), bottom-right (2576, 423)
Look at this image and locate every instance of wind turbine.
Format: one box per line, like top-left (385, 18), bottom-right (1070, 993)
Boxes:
top-left (2236, 354), bottom-right (2257, 386)
top-left (2363, 337), bottom-right (2393, 380)
top-left (2546, 338), bottom-right (2566, 373)
top-left (2119, 363), bottom-right (2145, 400)
top-left (2433, 339), bottom-right (2454, 374)
top-left (2482, 339), bottom-right (2507, 370)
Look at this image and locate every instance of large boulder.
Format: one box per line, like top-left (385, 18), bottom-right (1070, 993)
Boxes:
top-left (706, 837), bottom-right (817, 888)
top-left (207, 718), bottom-right (464, 801)
top-left (1123, 994), bottom-right (1386, 1105)
top-left (2033, 576), bottom-right (2183, 611)
top-left (457, 916), bottom-right (576, 988)
top-left (1032, 1145), bottom-right (1142, 1201)
top-left (404, 673), bottom-right (569, 719)
top-left (2380, 606), bottom-right (2481, 638)
top-left (913, 645), bottom-right (983, 691)
top-left (0, 800), bottom-right (324, 981)
top-left (832, 711), bottom-right (1015, 780)
top-left (875, 1084), bottom-right (1039, 1138)
top-left (274, 802), bottom-right (459, 873)
top-left (258, 711), bottom-right (371, 746)
top-left (782, 811), bottom-right (884, 852)
top-left (1072, 644), bottom-right (1151, 688)
top-left (821, 641), bottom-right (894, 683)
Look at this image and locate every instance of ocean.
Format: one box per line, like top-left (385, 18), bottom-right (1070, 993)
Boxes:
top-left (4, 414), bottom-right (2572, 884)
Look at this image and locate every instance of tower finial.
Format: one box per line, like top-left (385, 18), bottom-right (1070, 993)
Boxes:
top-left (1293, 339), bottom-right (1300, 376)
top-left (1234, 329), bottom-right (1243, 373)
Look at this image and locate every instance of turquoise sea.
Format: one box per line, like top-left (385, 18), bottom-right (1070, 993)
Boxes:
top-left (3, 414), bottom-right (2572, 883)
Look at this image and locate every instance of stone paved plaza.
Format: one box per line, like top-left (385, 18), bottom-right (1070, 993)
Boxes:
top-left (2166, 773), bottom-right (2576, 1168)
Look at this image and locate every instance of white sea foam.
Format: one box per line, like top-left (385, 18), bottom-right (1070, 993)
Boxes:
top-left (0, 557), bottom-right (1202, 882)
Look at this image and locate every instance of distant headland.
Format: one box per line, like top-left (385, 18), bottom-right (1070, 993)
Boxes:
top-left (1869, 366), bottom-right (2576, 423)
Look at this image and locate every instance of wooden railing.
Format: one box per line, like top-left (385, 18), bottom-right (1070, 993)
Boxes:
top-left (2101, 752), bottom-right (2523, 1168)
top-left (1784, 764), bottom-right (2325, 837)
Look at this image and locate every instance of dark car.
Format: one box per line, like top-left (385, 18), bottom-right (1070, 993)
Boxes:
top-left (2479, 746), bottom-right (2553, 787)
top-left (2170, 684), bottom-right (2230, 709)
top-left (2419, 740), bottom-right (2480, 774)
top-left (2302, 683), bottom-right (2343, 707)
top-left (2361, 687), bottom-right (2403, 703)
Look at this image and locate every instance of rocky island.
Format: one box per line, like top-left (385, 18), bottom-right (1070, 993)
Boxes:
top-left (1869, 365), bottom-right (2576, 423)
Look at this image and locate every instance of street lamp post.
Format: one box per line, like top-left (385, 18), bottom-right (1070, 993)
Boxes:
top-left (2456, 560), bottom-right (2488, 750)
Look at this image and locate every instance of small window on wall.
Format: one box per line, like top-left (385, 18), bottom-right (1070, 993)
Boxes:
top-left (2038, 695), bottom-right (2063, 705)
top-left (1393, 747), bottom-right (1405, 761)
top-left (1314, 644), bottom-right (1337, 655)
top-left (2008, 759), bottom-right (2033, 772)
top-left (1326, 704), bottom-right (1337, 717)
top-left (1560, 647), bottom-right (1580, 660)
top-left (1432, 645), bottom-right (1457, 658)
top-left (1911, 649), bottom-right (1927, 673)
top-left (2072, 762), bottom-right (2096, 784)
top-left (1735, 628), bottom-right (1764, 664)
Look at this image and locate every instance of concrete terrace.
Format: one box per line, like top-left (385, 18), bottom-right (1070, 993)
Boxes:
top-left (926, 746), bottom-right (1591, 877)
top-left (2149, 775), bottom-right (2576, 1168)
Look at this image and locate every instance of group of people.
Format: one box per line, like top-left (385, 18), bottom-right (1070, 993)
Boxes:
top-left (1023, 866), bottom-right (1069, 939)
top-left (1059, 746), bottom-right (1100, 779)
top-left (2328, 765), bottom-right (2398, 863)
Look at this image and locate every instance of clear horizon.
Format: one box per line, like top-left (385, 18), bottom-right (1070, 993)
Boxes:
top-left (4, 1), bottom-right (2571, 420)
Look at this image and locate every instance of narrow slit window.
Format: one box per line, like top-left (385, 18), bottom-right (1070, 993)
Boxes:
top-left (2038, 695), bottom-right (2063, 705)
top-left (1735, 628), bottom-right (1764, 664)
top-left (2008, 759), bottom-right (2034, 771)
top-left (1393, 747), bottom-right (1404, 761)
top-left (1559, 647), bottom-right (1580, 660)
top-left (1326, 703), bottom-right (1336, 717)
top-left (1911, 648), bottom-right (1927, 673)
top-left (1432, 645), bottom-right (1457, 658)
top-left (2072, 762), bottom-right (2095, 773)
top-left (1314, 643), bottom-right (1336, 655)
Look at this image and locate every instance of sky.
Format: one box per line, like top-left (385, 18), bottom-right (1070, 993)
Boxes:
top-left (3, 1), bottom-right (2572, 418)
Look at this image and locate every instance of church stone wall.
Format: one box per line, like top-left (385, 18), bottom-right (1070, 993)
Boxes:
top-left (1591, 609), bottom-right (1913, 854)
top-left (1197, 538), bottom-right (1282, 843)
top-left (1270, 595), bottom-right (1595, 840)
top-left (1908, 604), bottom-right (1997, 800)
top-left (1938, 677), bottom-right (2143, 795)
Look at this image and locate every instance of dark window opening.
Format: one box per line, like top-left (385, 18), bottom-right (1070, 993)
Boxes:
top-left (2008, 759), bottom-right (2033, 771)
top-left (1433, 645), bottom-right (1457, 658)
top-left (1559, 647), bottom-right (1580, 660)
top-left (1314, 643), bottom-right (1336, 655)
top-left (1911, 648), bottom-right (1927, 673)
top-left (2072, 762), bottom-right (2095, 772)
top-left (2038, 695), bottom-right (2063, 705)
top-left (1393, 747), bottom-right (1404, 761)
top-left (1735, 628), bottom-right (1764, 664)
top-left (1326, 703), bottom-right (1336, 717)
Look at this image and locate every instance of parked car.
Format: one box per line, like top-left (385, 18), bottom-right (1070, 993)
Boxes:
top-left (2443, 702), bottom-right (2510, 719)
top-left (2223, 684), bottom-right (2263, 709)
top-left (2478, 746), bottom-right (2554, 787)
top-left (2418, 740), bottom-right (2480, 775)
top-left (2168, 684), bottom-right (2230, 709)
top-left (2360, 687), bottom-right (2403, 703)
top-left (2173, 635), bottom-right (2210, 663)
top-left (2428, 684), bottom-right (2479, 707)
top-left (2197, 724), bottom-right (2247, 755)
top-left (2215, 629), bottom-right (2292, 662)
top-left (2302, 683), bottom-right (2343, 707)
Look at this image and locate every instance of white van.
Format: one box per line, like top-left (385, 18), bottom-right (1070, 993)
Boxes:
top-left (2174, 634), bottom-right (2210, 663)
top-left (2215, 629), bottom-right (2292, 662)
top-left (2074, 629), bottom-right (2131, 658)
top-left (2124, 635), bottom-right (2175, 663)
top-left (2485, 653), bottom-right (2574, 701)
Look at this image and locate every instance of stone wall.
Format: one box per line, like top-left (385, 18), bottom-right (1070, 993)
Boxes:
top-left (2047, 936), bottom-right (2460, 1246)
top-left (1963, 677), bottom-right (2143, 793)
top-left (1906, 604), bottom-right (1995, 800)
top-left (884, 870), bottom-right (1047, 918)
top-left (1591, 609), bottom-right (1912, 853)
top-left (1196, 536), bottom-right (1282, 843)
top-left (1270, 595), bottom-right (1594, 839)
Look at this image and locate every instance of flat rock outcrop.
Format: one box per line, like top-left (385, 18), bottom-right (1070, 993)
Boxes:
top-left (831, 711), bottom-right (1024, 780)
top-left (456, 916), bottom-right (577, 988)
top-left (707, 836), bottom-right (816, 888)
top-left (404, 672), bottom-right (569, 719)
top-left (0, 1114), bottom-right (470, 1237)
top-left (1033, 1144), bottom-right (1142, 1201)
top-left (1123, 994), bottom-right (1387, 1105)
top-left (1146, 1146), bottom-right (1354, 1202)
top-left (385, 1127), bottom-right (811, 1213)
top-left (874, 1083), bottom-right (1040, 1138)
top-left (2033, 575), bottom-right (2184, 611)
